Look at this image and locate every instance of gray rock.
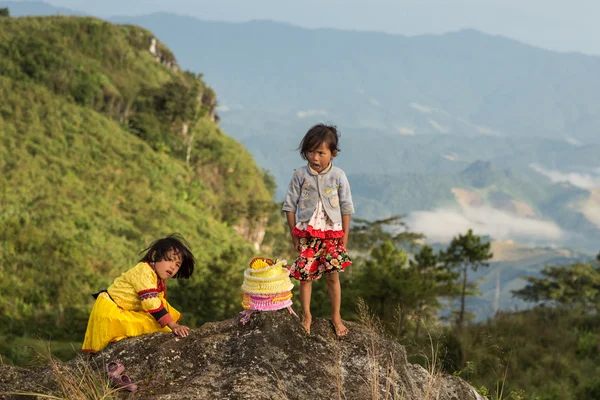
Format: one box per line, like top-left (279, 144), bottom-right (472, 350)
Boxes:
top-left (0, 310), bottom-right (485, 400)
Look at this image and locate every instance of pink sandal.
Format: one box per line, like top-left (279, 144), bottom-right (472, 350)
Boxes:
top-left (106, 360), bottom-right (125, 379)
top-left (115, 373), bottom-right (138, 392)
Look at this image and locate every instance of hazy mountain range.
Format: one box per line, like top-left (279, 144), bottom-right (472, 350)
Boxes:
top-left (4, 1), bottom-right (599, 254)
top-left (102, 12), bottom-right (600, 253)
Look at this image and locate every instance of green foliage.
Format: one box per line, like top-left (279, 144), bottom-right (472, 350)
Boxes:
top-left (354, 241), bottom-right (409, 322)
top-left (0, 76), bottom-right (247, 339)
top-left (418, 304), bottom-right (600, 400)
top-left (350, 216), bottom-right (424, 255)
top-left (512, 263), bottom-right (600, 313)
top-left (578, 380), bottom-right (600, 400)
top-left (0, 8), bottom-right (9, 17)
top-left (409, 244), bottom-right (460, 336)
top-left (442, 229), bottom-right (493, 327)
top-left (346, 239), bottom-right (458, 336)
top-left (0, 335), bottom-right (80, 366)
top-left (0, 15), bottom-right (282, 365)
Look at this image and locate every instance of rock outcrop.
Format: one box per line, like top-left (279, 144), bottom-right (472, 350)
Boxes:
top-left (0, 311), bottom-right (485, 399)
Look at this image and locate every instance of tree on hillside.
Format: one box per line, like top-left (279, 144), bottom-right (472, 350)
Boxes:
top-left (409, 244), bottom-right (460, 337)
top-left (355, 241), bottom-right (410, 325)
top-left (0, 8), bottom-right (9, 17)
top-left (351, 216), bottom-right (424, 255)
top-left (442, 229), bottom-right (493, 327)
top-left (512, 262), bottom-right (600, 313)
top-left (354, 240), bottom-right (460, 336)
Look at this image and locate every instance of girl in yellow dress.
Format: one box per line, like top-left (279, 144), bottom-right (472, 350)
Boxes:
top-left (82, 234), bottom-right (195, 353)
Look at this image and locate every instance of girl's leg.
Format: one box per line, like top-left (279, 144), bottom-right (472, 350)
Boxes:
top-left (299, 280), bottom-right (313, 334)
top-left (325, 271), bottom-right (349, 337)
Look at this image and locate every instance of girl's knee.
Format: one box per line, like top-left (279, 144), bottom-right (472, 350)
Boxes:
top-left (325, 272), bottom-right (339, 284)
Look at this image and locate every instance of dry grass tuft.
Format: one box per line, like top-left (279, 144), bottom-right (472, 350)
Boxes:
top-left (0, 345), bottom-right (121, 400)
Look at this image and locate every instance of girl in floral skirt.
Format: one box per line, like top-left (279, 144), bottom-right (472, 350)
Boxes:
top-left (282, 123), bottom-right (354, 336)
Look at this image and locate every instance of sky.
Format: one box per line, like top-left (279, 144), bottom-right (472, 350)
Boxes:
top-left (35, 0), bottom-right (599, 55)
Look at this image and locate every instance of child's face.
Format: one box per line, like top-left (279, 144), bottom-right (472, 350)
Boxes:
top-left (154, 250), bottom-right (182, 280)
top-left (306, 141), bottom-right (334, 173)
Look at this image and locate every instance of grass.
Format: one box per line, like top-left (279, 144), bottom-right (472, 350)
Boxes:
top-left (357, 298), bottom-right (404, 400)
top-left (0, 336), bottom-right (82, 367)
top-left (0, 346), bottom-right (122, 400)
top-left (423, 330), bottom-right (444, 400)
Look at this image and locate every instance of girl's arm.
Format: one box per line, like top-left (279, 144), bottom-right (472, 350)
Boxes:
top-left (341, 214), bottom-right (351, 249)
top-left (282, 170), bottom-right (302, 214)
top-left (339, 170), bottom-right (354, 249)
top-left (286, 211), bottom-right (300, 251)
top-left (283, 170), bottom-right (303, 252)
top-left (338, 171), bottom-right (355, 216)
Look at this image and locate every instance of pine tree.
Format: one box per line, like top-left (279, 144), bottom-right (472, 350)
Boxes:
top-left (442, 229), bottom-right (493, 327)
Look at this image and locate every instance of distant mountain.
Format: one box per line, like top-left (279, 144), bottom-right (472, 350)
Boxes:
top-left (103, 14), bottom-right (600, 242)
top-left (350, 160), bottom-right (600, 252)
top-left (109, 13), bottom-right (600, 145)
top-left (0, 1), bottom-right (83, 16)
top-left (6, 3), bottom-right (600, 252)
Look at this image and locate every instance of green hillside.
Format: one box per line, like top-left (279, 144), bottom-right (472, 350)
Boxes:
top-left (0, 15), bottom-right (282, 344)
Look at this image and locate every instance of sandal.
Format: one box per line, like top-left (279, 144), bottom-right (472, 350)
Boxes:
top-left (115, 373), bottom-right (138, 392)
top-left (106, 360), bottom-right (125, 379)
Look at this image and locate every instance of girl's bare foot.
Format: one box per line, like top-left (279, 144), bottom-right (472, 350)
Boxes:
top-left (302, 313), bottom-right (312, 334)
top-left (332, 319), bottom-right (349, 337)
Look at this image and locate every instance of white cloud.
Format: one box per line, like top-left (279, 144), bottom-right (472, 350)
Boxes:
top-left (368, 97), bottom-right (381, 106)
top-left (530, 164), bottom-right (600, 189)
top-left (406, 206), bottom-right (563, 244)
top-left (395, 126), bottom-right (415, 135)
top-left (581, 204), bottom-right (600, 229)
top-left (410, 102), bottom-right (431, 113)
top-left (296, 109), bottom-right (328, 119)
top-left (216, 105), bottom-right (230, 112)
top-left (565, 136), bottom-right (582, 146)
top-left (475, 125), bottom-right (503, 136)
top-left (429, 119), bottom-right (449, 133)
top-left (443, 154), bottom-right (458, 161)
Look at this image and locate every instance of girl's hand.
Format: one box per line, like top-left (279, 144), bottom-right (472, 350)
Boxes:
top-left (292, 236), bottom-right (301, 252)
top-left (169, 323), bottom-right (190, 337)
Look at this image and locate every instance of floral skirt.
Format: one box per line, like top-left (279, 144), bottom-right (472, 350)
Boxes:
top-left (288, 236), bottom-right (352, 281)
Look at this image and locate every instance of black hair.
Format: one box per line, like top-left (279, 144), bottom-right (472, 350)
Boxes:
top-left (139, 233), bottom-right (195, 279)
top-left (298, 123), bottom-right (341, 160)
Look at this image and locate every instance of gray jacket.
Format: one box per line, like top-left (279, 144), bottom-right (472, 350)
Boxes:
top-left (282, 165), bottom-right (355, 224)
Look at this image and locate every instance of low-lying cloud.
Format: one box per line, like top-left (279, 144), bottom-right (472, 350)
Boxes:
top-left (410, 102), bottom-right (431, 113)
top-left (581, 204), bottom-right (600, 229)
top-left (296, 109), bottom-right (328, 119)
top-left (406, 206), bottom-right (564, 244)
top-left (530, 164), bottom-right (600, 189)
top-left (428, 119), bottom-right (450, 134)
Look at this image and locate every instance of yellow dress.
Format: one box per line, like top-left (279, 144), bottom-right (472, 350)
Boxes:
top-left (82, 262), bottom-right (182, 353)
